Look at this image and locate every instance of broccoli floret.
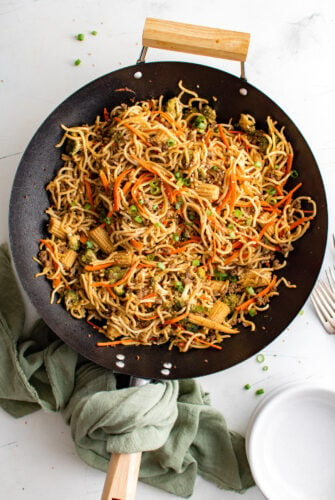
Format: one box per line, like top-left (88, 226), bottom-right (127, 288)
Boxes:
top-left (64, 290), bottom-right (79, 305)
top-left (202, 105), bottom-right (216, 123)
top-left (68, 234), bottom-right (80, 251)
top-left (247, 130), bottom-right (269, 154)
top-left (80, 249), bottom-right (96, 264)
top-left (105, 266), bottom-right (126, 283)
top-left (65, 138), bottom-right (81, 156)
top-left (165, 97), bottom-right (182, 119)
top-left (239, 113), bottom-right (256, 133)
top-left (113, 284), bottom-right (126, 296)
top-left (222, 293), bottom-right (240, 312)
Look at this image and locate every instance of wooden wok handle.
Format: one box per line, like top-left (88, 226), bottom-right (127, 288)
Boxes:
top-left (101, 451), bottom-right (142, 500)
top-left (143, 17), bottom-right (250, 62)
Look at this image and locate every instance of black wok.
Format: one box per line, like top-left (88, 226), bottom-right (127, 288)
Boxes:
top-left (9, 19), bottom-right (327, 382)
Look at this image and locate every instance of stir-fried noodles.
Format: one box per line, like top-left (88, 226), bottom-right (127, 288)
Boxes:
top-left (35, 82), bottom-right (316, 351)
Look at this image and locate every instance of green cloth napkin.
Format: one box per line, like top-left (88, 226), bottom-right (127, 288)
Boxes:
top-left (0, 243), bottom-right (254, 497)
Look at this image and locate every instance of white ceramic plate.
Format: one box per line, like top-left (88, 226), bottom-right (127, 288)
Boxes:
top-left (246, 383), bottom-right (335, 500)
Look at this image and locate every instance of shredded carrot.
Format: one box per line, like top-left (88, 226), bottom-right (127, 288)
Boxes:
top-left (141, 293), bottom-right (157, 300)
top-left (289, 215), bottom-right (315, 231)
top-left (218, 124), bottom-right (230, 148)
top-left (113, 167), bottom-right (133, 211)
top-left (79, 233), bottom-right (88, 244)
top-left (273, 182), bottom-right (302, 208)
top-left (224, 249), bottom-right (240, 265)
top-left (235, 275), bottom-right (277, 311)
top-left (164, 311), bottom-right (189, 325)
top-left (114, 116), bottom-right (151, 147)
top-left (285, 153), bottom-right (293, 177)
top-left (194, 337), bottom-right (223, 350)
top-left (99, 170), bottom-right (109, 193)
top-left (130, 239), bottom-right (143, 251)
top-left (103, 107), bottom-right (109, 121)
top-left (84, 178), bottom-right (95, 209)
top-left (106, 287), bottom-right (117, 300)
top-left (91, 262), bottom-right (137, 288)
top-left (87, 319), bottom-right (101, 330)
top-left (122, 180), bottom-right (132, 196)
top-left (205, 128), bottom-right (213, 146)
top-left (258, 219), bottom-right (277, 241)
top-left (84, 262), bottom-right (115, 271)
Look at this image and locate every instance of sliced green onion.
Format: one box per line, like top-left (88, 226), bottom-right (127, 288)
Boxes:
top-left (134, 215), bottom-right (143, 223)
top-left (262, 365), bottom-right (269, 371)
top-left (174, 172), bottom-right (182, 179)
top-left (84, 203), bottom-right (91, 210)
top-left (86, 240), bottom-right (93, 249)
top-left (246, 286), bottom-right (255, 296)
top-left (255, 388), bottom-right (265, 395)
top-left (248, 308), bottom-right (257, 317)
top-left (254, 161), bottom-right (262, 168)
top-left (146, 254), bottom-right (155, 261)
top-left (256, 353), bottom-right (265, 363)
top-left (206, 209), bottom-right (213, 216)
top-left (157, 262), bottom-right (166, 270)
top-left (174, 281), bottom-right (184, 293)
top-left (91, 30), bottom-right (98, 36)
top-left (167, 138), bottom-right (176, 147)
top-left (74, 59), bottom-right (82, 66)
top-left (154, 222), bottom-right (161, 228)
top-left (267, 187), bottom-right (276, 196)
top-left (212, 165), bottom-right (219, 171)
top-left (233, 208), bottom-right (243, 218)
top-left (129, 204), bottom-right (138, 214)
top-left (244, 384), bottom-right (251, 390)
top-left (290, 169), bottom-right (299, 178)
top-left (71, 201), bottom-right (77, 206)
top-left (76, 33), bottom-right (85, 41)
top-left (192, 259), bottom-right (200, 267)
top-left (173, 234), bottom-right (180, 242)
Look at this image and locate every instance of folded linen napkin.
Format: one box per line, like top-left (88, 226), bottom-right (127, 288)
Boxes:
top-left (0, 243), bottom-right (254, 497)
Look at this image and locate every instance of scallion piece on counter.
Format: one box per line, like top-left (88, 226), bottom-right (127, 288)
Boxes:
top-left (74, 59), bottom-right (81, 66)
top-left (244, 384), bottom-right (251, 390)
top-left (255, 388), bottom-right (265, 395)
top-left (77, 33), bottom-right (85, 41)
top-left (256, 353), bottom-right (265, 363)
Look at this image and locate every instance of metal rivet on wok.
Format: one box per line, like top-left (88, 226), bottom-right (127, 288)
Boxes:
top-left (134, 71), bottom-right (143, 79)
top-left (239, 87), bottom-right (248, 96)
top-left (116, 354), bottom-right (125, 360)
top-left (115, 360), bottom-right (125, 369)
top-left (163, 362), bottom-right (172, 369)
top-left (160, 368), bottom-right (170, 376)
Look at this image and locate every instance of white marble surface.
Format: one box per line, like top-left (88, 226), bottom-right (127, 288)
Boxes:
top-left (1, 1), bottom-right (335, 499)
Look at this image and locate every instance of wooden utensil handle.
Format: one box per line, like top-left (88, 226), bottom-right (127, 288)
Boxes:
top-left (143, 17), bottom-right (250, 62)
top-left (101, 452), bottom-right (142, 500)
